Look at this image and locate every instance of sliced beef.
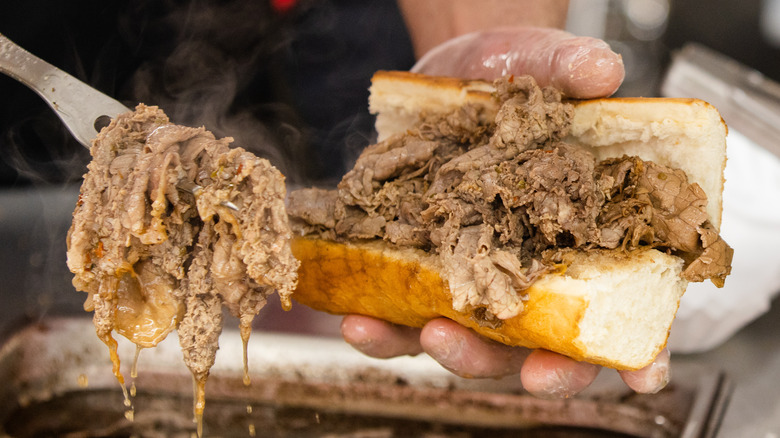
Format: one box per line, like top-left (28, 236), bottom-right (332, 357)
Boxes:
top-left (491, 75), bottom-right (573, 150)
top-left (194, 146), bottom-right (299, 314)
top-left (595, 156), bottom-right (734, 285)
top-left (67, 106), bottom-right (197, 386)
top-left (287, 187), bottom-right (340, 241)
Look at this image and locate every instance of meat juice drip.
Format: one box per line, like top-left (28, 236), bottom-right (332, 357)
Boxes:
top-left (247, 405), bottom-right (256, 436)
top-left (131, 344), bottom-right (143, 379)
top-left (281, 294), bottom-right (293, 312)
top-left (192, 375), bottom-right (207, 438)
top-left (129, 345), bottom-right (143, 400)
top-left (240, 320), bottom-right (252, 386)
top-left (67, 105), bottom-right (300, 434)
top-left (102, 334), bottom-right (124, 385)
top-left (99, 332), bottom-right (132, 410)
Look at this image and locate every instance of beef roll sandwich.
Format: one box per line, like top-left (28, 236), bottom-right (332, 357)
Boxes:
top-left (287, 71), bottom-right (733, 371)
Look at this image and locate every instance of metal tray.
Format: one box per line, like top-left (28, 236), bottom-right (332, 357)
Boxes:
top-left (0, 317), bottom-right (730, 437)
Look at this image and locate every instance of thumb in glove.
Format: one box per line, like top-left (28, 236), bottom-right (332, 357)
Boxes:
top-left (411, 26), bottom-right (625, 99)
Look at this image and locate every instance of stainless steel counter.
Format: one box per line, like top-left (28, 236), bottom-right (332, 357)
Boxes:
top-left (677, 296), bottom-right (780, 437)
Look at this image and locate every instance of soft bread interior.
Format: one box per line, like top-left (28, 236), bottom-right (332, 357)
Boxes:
top-left (370, 71), bottom-right (497, 142)
top-left (568, 98), bottom-right (727, 228)
top-left (548, 249), bottom-right (686, 367)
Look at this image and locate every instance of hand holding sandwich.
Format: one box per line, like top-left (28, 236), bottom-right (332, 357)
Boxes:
top-left (339, 25), bottom-right (672, 398)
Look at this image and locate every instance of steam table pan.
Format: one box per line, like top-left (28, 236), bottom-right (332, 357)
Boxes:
top-left (0, 317), bottom-right (730, 437)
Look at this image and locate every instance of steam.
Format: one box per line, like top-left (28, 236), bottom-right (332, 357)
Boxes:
top-left (123, 0), bottom-right (308, 184)
top-left (0, 0), bottom-right (416, 338)
top-left (1, 116), bottom-right (90, 186)
top-left (120, 0), bottom-right (415, 187)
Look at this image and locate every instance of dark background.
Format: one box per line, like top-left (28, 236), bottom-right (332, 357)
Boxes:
top-left (0, 0), bottom-right (416, 333)
top-left (3, 0), bottom-right (780, 188)
top-left (0, 0), bottom-right (415, 188)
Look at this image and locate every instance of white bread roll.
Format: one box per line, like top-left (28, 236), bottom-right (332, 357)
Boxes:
top-left (369, 71), bottom-right (727, 227)
top-left (291, 71), bottom-right (729, 371)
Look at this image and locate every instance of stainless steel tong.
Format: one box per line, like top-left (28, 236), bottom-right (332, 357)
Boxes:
top-left (0, 33), bottom-right (236, 210)
top-left (0, 32), bottom-right (129, 147)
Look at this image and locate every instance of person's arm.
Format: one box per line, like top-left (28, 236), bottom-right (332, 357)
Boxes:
top-left (397, 0), bottom-right (570, 58)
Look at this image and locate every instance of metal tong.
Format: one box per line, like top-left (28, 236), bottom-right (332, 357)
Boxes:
top-left (0, 32), bottom-right (237, 210)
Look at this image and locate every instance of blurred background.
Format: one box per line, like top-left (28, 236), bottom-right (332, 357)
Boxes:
top-left (569, 0), bottom-right (780, 97)
top-left (5, 0), bottom-right (780, 189)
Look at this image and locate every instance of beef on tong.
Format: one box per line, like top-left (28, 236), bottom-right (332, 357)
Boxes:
top-left (66, 104), bottom-right (298, 425)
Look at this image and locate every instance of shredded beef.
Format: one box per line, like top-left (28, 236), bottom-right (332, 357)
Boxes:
top-left (287, 75), bottom-right (733, 323)
top-left (66, 104), bottom-right (298, 407)
top-left (594, 156), bottom-right (733, 286)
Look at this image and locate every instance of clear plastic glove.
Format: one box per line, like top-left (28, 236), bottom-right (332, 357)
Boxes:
top-left (342, 315), bottom-right (670, 398)
top-left (412, 26), bottom-right (625, 99)
top-left (341, 27), bottom-right (668, 398)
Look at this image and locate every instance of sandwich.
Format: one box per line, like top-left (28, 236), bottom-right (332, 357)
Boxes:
top-left (287, 71), bottom-right (733, 371)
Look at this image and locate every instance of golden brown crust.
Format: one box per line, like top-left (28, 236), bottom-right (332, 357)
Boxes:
top-left (372, 70), bottom-right (725, 112)
top-left (291, 236), bottom-right (683, 370)
top-left (292, 237), bottom-right (602, 367)
top-left (372, 70), bottom-right (496, 102)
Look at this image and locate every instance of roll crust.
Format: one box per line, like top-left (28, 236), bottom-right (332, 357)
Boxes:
top-left (292, 238), bottom-right (686, 370)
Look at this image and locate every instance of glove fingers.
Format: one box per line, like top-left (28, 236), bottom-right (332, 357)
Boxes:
top-left (420, 318), bottom-right (530, 378)
top-left (341, 314), bottom-right (424, 358)
top-left (520, 349), bottom-right (602, 398)
top-left (617, 348), bottom-right (671, 394)
top-left (546, 35), bottom-right (626, 98)
top-left (412, 27), bottom-right (624, 99)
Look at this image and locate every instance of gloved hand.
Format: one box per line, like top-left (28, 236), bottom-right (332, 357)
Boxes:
top-left (342, 315), bottom-right (670, 397)
top-left (341, 26), bottom-right (671, 398)
top-left (411, 26), bottom-right (625, 99)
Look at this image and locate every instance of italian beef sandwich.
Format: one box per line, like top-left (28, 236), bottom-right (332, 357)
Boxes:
top-left (287, 70), bottom-right (733, 371)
